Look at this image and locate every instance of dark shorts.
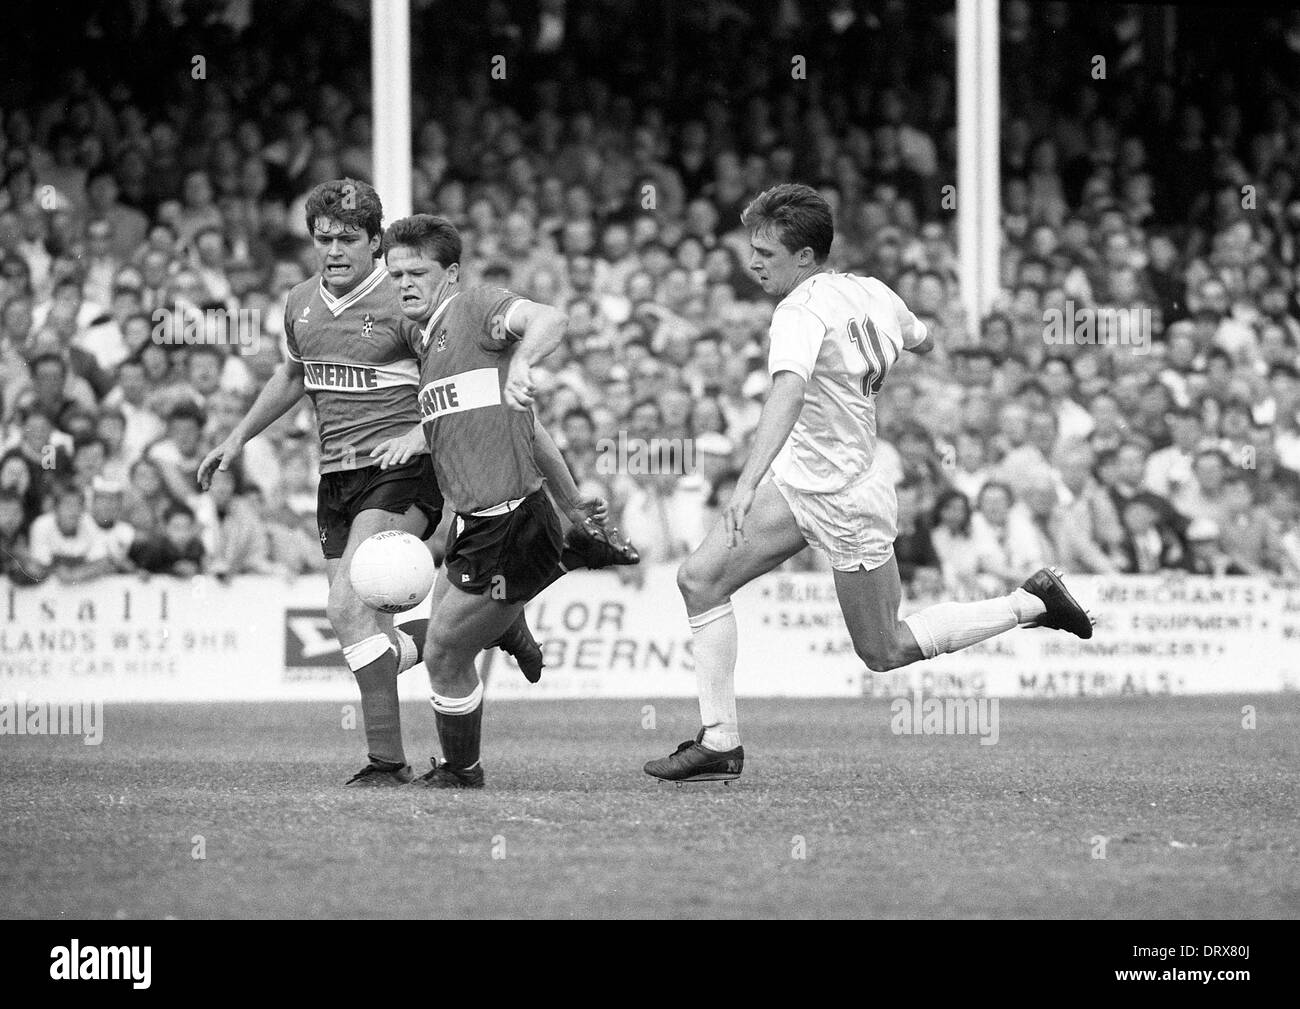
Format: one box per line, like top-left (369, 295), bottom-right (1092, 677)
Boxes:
top-left (316, 457), bottom-right (443, 560)
top-left (444, 487), bottom-right (562, 603)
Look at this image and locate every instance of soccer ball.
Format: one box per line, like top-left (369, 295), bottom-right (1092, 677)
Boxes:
top-left (349, 530), bottom-right (436, 613)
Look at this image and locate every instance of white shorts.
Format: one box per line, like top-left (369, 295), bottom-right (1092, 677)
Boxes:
top-left (771, 466), bottom-right (897, 573)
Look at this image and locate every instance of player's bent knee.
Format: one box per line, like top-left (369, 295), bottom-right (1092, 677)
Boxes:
top-left (327, 583), bottom-right (373, 640)
top-left (424, 626), bottom-right (473, 670)
top-left (325, 593), bottom-right (358, 639)
top-left (677, 555), bottom-right (724, 609)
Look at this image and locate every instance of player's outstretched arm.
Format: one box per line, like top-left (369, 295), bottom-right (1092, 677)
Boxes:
top-left (197, 358), bottom-right (306, 490)
top-left (726, 370), bottom-right (806, 545)
top-left (532, 417), bottom-right (607, 524)
top-left (501, 301), bottom-right (567, 411)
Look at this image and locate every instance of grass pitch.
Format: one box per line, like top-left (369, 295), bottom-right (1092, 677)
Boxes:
top-left (1, 696), bottom-right (1297, 919)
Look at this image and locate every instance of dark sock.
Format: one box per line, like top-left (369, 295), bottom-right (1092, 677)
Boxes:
top-left (353, 648), bottom-right (404, 765)
top-left (559, 546), bottom-right (584, 571)
top-left (435, 702), bottom-right (483, 771)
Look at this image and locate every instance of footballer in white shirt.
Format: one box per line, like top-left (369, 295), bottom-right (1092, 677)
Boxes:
top-left (644, 184), bottom-right (1096, 783)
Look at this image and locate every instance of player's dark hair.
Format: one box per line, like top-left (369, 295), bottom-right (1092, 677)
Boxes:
top-left (740, 183), bottom-right (833, 263)
top-left (382, 214), bottom-right (462, 267)
top-left (304, 178), bottom-right (384, 241)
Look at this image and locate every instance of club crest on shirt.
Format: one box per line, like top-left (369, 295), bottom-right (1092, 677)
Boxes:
top-left (361, 313), bottom-right (374, 338)
top-left (435, 328), bottom-right (448, 352)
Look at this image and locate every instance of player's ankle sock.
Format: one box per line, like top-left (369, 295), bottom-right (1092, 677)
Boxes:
top-left (690, 602), bottom-right (740, 751)
top-left (902, 596), bottom-right (1023, 660)
top-left (392, 619), bottom-right (427, 673)
top-left (344, 634), bottom-right (405, 765)
top-left (430, 680), bottom-right (484, 771)
top-left (559, 544), bottom-right (584, 570)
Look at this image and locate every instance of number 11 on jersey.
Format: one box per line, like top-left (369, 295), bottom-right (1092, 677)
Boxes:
top-left (846, 317), bottom-right (893, 397)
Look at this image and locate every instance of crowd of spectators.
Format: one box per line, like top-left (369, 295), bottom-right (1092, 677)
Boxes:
top-left (1, 0), bottom-right (1299, 593)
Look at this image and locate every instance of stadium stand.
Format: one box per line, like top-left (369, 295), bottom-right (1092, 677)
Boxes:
top-left (1, 0), bottom-right (1298, 592)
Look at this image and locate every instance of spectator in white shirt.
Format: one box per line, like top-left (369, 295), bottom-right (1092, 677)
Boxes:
top-left (27, 482), bottom-right (113, 582)
top-left (929, 489), bottom-right (988, 597)
top-left (970, 481), bottom-right (1049, 590)
top-left (1144, 406), bottom-right (1202, 499)
top-left (88, 476), bottom-right (135, 571)
top-left (946, 428), bottom-right (990, 501)
top-left (102, 358), bottom-right (167, 462)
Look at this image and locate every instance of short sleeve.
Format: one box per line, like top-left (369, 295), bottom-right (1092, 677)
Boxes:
top-left (473, 287), bottom-right (524, 352)
top-left (767, 304), bottom-right (825, 380)
top-left (885, 285), bottom-right (928, 350)
top-left (283, 301), bottom-right (302, 363)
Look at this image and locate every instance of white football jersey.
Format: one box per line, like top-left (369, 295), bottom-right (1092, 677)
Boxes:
top-left (767, 271), bottom-right (928, 493)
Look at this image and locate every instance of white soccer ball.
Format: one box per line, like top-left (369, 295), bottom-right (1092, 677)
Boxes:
top-left (349, 530), bottom-right (436, 613)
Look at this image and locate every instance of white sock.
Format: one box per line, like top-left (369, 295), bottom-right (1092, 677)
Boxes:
top-left (392, 629), bottom-right (419, 673)
top-left (690, 602), bottom-right (740, 751)
top-left (342, 634), bottom-right (394, 671)
top-left (903, 590), bottom-right (1041, 660)
top-left (430, 680), bottom-right (483, 715)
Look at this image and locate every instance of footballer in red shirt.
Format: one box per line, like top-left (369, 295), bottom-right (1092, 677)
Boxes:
top-left (380, 213), bottom-right (633, 789)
